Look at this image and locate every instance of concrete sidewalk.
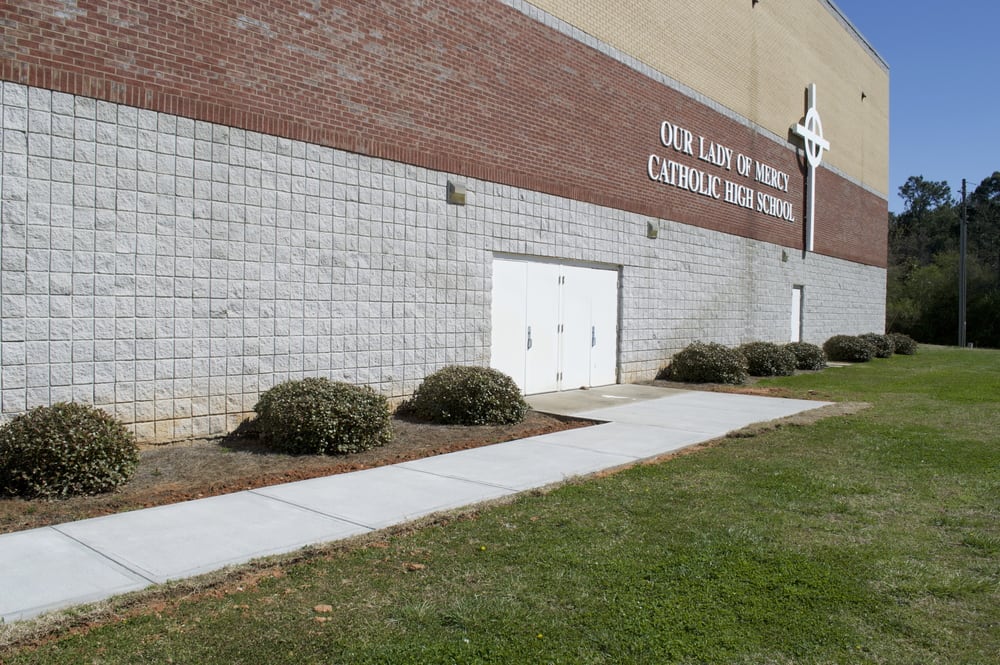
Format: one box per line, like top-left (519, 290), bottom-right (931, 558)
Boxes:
top-left (0, 386), bottom-right (830, 623)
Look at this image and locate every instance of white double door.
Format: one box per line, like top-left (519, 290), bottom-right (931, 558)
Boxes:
top-left (491, 257), bottom-right (618, 394)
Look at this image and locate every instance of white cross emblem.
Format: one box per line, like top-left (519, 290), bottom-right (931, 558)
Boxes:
top-left (793, 84), bottom-right (829, 252)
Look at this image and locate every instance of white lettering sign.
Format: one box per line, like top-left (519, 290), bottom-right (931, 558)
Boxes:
top-left (754, 162), bottom-right (789, 192)
top-left (647, 155), bottom-right (722, 201)
top-left (647, 120), bottom-right (795, 222)
top-left (660, 121), bottom-right (695, 155)
top-left (698, 137), bottom-right (733, 170)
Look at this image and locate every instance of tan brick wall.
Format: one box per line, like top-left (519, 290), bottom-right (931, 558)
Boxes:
top-left (528, 0), bottom-right (890, 196)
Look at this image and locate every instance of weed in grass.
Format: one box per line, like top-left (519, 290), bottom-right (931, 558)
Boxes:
top-left (960, 532), bottom-right (1000, 555)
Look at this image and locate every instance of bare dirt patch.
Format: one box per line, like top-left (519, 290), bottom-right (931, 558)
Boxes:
top-left (0, 411), bottom-right (595, 535)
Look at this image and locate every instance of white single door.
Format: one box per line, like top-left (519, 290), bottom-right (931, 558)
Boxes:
top-left (524, 262), bottom-right (561, 394)
top-left (791, 286), bottom-right (803, 342)
top-left (490, 259), bottom-right (528, 388)
top-left (589, 267), bottom-right (619, 386)
top-left (560, 265), bottom-right (595, 390)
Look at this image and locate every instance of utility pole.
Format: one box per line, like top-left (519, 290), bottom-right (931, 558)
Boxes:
top-left (959, 178), bottom-right (968, 348)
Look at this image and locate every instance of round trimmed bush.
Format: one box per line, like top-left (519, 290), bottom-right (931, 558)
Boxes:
top-left (405, 365), bottom-right (527, 425)
top-left (823, 335), bottom-right (875, 363)
top-left (888, 332), bottom-right (918, 355)
top-left (738, 341), bottom-right (796, 377)
top-left (254, 377), bottom-right (392, 455)
top-left (784, 342), bottom-right (827, 370)
top-left (0, 403), bottom-right (138, 498)
top-left (859, 332), bottom-right (895, 358)
top-left (665, 342), bottom-right (748, 384)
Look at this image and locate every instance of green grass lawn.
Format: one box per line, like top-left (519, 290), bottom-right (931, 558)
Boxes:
top-left (5, 346), bottom-right (999, 664)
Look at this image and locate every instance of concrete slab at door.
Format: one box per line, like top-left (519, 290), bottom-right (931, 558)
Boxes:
top-left (400, 438), bottom-right (635, 491)
top-left (575, 391), bottom-right (831, 435)
top-left (530, 421), bottom-right (707, 459)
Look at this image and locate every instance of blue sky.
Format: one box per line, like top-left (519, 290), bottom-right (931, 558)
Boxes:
top-left (832, 0), bottom-right (999, 212)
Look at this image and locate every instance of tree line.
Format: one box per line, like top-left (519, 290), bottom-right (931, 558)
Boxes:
top-left (887, 172), bottom-right (1000, 348)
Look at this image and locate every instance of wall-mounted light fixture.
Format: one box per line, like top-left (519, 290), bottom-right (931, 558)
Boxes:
top-left (447, 181), bottom-right (467, 205)
top-left (647, 221), bottom-right (659, 239)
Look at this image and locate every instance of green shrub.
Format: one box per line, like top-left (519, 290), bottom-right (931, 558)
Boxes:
top-left (0, 403), bottom-right (138, 498)
top-left (823, 335), bottom-right (875, 363)
top-left (254, 377), bottom-right (392, 455)
top-left (738, 341), bottom-right (797, 377)
top-left (665, 342), bottom-right (748, 384)
top-left (404, 365), bottom-right (527, 425)
top-left (784, 342), bottom-right (827, 370)
top-left (888, 332), bottom-right (918, 355)
top-left (859, 332), bottom-right (895, 358)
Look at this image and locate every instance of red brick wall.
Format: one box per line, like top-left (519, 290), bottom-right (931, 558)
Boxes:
top-left (1, 0), bottom-right (887, 267)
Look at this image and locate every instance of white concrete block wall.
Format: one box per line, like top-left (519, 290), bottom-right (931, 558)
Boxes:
top-left (615, 232), bottom-right (887, 381)
top-left (0, 82), bottom-right (886, 441)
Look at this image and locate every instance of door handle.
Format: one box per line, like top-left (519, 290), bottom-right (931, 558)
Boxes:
top-left (592, 325), bottom-right (596, 347)
top-left (527, 326), bottom-right (532, 350)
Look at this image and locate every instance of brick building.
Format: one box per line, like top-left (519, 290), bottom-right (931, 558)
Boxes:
top-left (0, 1), bottom-right (888, 441)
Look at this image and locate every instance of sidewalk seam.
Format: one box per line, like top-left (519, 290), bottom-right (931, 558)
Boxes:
top-left (48, 525), bottom-right (158, 585)
top-left (244, 490), bottom-right (377, 532)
